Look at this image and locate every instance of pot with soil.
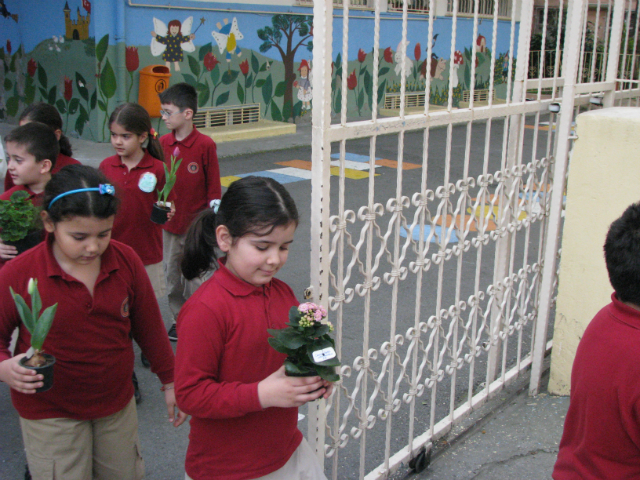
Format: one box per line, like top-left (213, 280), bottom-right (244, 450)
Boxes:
top-left (151, 147), bottom-right (182, 225)
top-left (11, 278), bottom-right (58, 393)
top-left (151, 202), bottom-right (171, 225)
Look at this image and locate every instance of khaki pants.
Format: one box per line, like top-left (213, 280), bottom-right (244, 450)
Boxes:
top-left (163, 230), bottom-right (204, 325)
top-left (185, 438), bottom-right (327, 480)
top-left (20, 397), bottom-right (144, 480)
top-left (144, 261), bottom-right (168, 328)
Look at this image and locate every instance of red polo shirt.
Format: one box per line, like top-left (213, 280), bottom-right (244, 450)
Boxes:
top-left (99, 151), bottom-right (172, 265)
top-left (4, 153), bottom-right (80, 191)
top-left (0, 185), bottom-right (44, 205)
top-left (175, 260), bottom-right (302, 480)
top-left (160, 128), bottom-right (221, 235)
top-left (0, 237), bottom-right (174, 420)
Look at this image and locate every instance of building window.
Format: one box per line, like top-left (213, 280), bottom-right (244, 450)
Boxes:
top-left (387, 0), bottom-right (430, 13)
top-left (448, 0), bottom-right (510, 18)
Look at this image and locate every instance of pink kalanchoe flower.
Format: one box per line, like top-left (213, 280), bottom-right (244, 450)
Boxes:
top-left (298, 303), bottom-right (312, 313)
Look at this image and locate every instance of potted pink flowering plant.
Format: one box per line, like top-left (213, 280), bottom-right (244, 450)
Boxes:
top-left (151, 147), bottom-right (182, 225)
top-left (268, 303), bottom-right (340, 382)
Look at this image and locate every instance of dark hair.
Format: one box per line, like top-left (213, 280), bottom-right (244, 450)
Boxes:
top-left (604, 202), bottom-right (640, 306)
top-left (5, 122), bottom-right (59, 167)
top-left (43, 165), bottom-right (119, 223)
top-left (168, 19), bottom-right (182, 31)
top-left (109, 103), bottom-right (164, 162)
top-left (158, 82), bottom-right (198, 116)
top-left (181, 176), bottom-right (299, 280)
top-left (19, 102), bottom-right (73, 157)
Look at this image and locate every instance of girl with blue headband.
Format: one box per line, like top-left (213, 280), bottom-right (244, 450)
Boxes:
top-left (0, 164), bottom-right (187, 480)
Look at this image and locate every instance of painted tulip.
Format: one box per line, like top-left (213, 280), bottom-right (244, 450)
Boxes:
top-left (126, 46), bottom-right (139, 72)
top-left (454, 51), bottom-right (464, 65)
top-left (414, 42), bottom-right (421, 62)
top-left (27, 58), bottom-right (37, 77)
top-left (384, 46), bottom-right (393, 63)
top-left (358, 48), bottom-right (367, 63)
top-left (239, 59), bottom-right (249, 75)
top-left (347, 69), bottom-right (357, 90)
top-left (6, 40), bottom-right (11, 54)
top-left (64, 76), bottom-right (73, 101)
top-left (204, 52), bottom-right (219, 72)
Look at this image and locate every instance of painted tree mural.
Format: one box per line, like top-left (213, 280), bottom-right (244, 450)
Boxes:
top-left (257, 15), bottom-right (312, 122)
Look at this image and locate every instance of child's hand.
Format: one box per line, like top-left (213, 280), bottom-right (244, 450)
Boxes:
top-left (167, 203), bottom-right (176, 221)
top-left (258, 365), bottom-right (328, 409)
top-left (0, 240), bottom-right (17, 260)
top-left (163, 384), bottom-right (188, 427)
top-left (0, 354), bottom-right (43, 394)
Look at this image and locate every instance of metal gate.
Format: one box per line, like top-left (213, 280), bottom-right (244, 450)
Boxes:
top-left (307, 0), bottom-right (640, 477)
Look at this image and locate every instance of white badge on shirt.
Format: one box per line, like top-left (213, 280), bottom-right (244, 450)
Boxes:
top-left (312, 347), bottom-right (336, 363)
top-left (138, 172), bottom-right (157, 193)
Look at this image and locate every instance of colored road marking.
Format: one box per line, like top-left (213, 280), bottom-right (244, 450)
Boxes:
top-left (374, 158), bottom-right (422, 170)
top-left (434, 214), bottom-right (497, 232)
top-left (330, 153), bottom-right (421, 170)
top-left (236, 170), bottom-right (305, 184)
top-left (221, 175), bottom-right (242, 187)
top-left (275, 160), bottom-right (379, 179)
top-left (400, 225), bottom-right (459, 243)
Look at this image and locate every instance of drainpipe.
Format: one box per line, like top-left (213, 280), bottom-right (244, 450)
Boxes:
top-left (115, 0), bottom-right (127, 105)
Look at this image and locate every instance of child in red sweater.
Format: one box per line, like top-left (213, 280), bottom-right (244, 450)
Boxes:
top-left (553, 202), bottom-right (640, 479)
top-left (5, 102), bottom-right (80, 191)
top-left (175, 176), bottom-right (332, 480)
top-left (158, 83), bottom-right (221, 341)
top-left (0, 165), bottom-right (187, 479)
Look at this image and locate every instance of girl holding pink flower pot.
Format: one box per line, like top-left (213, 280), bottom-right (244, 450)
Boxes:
top-left (175, 176), bottom-right (333, 480)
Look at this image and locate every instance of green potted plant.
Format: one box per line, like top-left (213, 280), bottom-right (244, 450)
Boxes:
top-left (11, 278), bottom-right (58, 392)
top-left (268, 303), bottom-right (340, 382)
top-left (0, 190), bottom-right (42, 254)
top-left (151, 147), bottom-right (182, 225)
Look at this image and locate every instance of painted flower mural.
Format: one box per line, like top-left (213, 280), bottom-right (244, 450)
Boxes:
top-left (27, 59), bottom-right (37, 78)
top-left (204, 52), bottom-right (219, 71)
top-left (64, 77), bottom-right (73, 101)
top-left (358, 48), bottom-right (367, 63)
top-left (125, 46), bottom-right (139, 102)
top-left (384, 47), bottom-right (393, 63)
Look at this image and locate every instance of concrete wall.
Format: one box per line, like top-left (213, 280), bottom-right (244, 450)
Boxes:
top-left (548, 107), bottom-right (640, 395)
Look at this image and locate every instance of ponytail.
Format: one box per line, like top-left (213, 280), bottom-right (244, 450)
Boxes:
top-left (181, 209), bottom-right (219, 280)
top-left (146, 135), bottom-right (164, 162)
top-left (19, 102), bottom-right (73, 156)
top-left (58, 133), bottom-right (73, 157)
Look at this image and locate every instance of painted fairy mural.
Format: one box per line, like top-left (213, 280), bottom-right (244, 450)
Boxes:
top-left (294, 59), bottom-right (312, 111)
top-left (151, 17), bottom-right (196, 72)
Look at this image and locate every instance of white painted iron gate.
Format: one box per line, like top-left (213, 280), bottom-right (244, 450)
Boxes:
top-left (306, 0), bottom-right (640, 477)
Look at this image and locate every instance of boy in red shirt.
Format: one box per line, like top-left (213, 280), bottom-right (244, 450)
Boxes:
top-left (0, 122), bottom-right (58, 262)
top-left (158, 83), bottom-right (221, 340)
top-left (553, 202), bottom-right (640, 479)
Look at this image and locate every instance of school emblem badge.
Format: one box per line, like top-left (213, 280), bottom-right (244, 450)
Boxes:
top-left (188, 162), bottom-right (199, 173)
top-left (121, 297), bottom-right (130, 317)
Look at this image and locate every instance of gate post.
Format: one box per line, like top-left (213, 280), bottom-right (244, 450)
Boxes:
top-left (603, 0), bottom-right (627, 107)
top-left (529, 0), bottom-right (587, 396)
top-left (308, 0), bottom-right (334, 464)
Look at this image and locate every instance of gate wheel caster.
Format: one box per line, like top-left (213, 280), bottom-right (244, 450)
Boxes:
top-left (408, 446), bottom-right (431, 473)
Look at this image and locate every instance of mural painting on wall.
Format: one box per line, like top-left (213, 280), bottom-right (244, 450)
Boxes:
top-left (1, 1), bottom-right (516, 142)
top-left (1, 0), bottom-right (98, 141)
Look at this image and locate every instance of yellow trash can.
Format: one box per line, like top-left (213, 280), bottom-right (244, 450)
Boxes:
top-left (138, 65), bottom-right (171, 118)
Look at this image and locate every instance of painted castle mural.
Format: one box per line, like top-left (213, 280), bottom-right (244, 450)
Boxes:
top-left (0, 0), bottom-right (517, 141)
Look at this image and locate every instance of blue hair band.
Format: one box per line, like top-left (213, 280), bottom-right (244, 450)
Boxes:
top-left (48, 184), bottom-right (116, 209)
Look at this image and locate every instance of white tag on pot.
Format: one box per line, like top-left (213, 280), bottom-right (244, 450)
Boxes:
top-left (25, 346), bottom-right (34, 359)
top-left (312, 347), bottom-right (336, 363)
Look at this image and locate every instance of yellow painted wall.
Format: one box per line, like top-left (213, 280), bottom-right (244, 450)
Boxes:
top-left (548, 107), bottom-right (640, 395)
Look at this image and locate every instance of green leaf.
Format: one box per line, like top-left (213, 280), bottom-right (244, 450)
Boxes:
top-left (255, 78), bottom-right (265, 88)
top-left (98, 99), bottom-right (107, 112)
top-left (90, 90), bottom-right (97, 109)
top-left (377, 80), bottom-right (386, 104)
top-left (76, 72), bottom-right (88, 101)
top-left (24, 80), bottom-right (36, 104)
top-left (357, 90), bottom-right (365, 109)
top-left (75, 112), bottom-right (86, 135)
top-left (188, 55), bottom-right (200, 77)
top-left (31, 304), bottom-right (57, 350)
top-left (6, 96), bottom-right (19, 117)
top-left (182, 73), bottom-right (197, 87)
top-left (315, 365), bottom-right (340, 382)
top-left (215, 91), bottom-right (229, 106)
top-left (199, 43), bottom-right (212, 61)
top-left (293, 101), bottom-right (302, 119)
top-left (48, 86), bottom-right (57, 105)
top-left (267, 337), bottom-right (296, 355)
top-left (245, 73), bottom-right (253, 89)
top-left (56, 99), bottom-right (67, 114)
top-left (211, 66), bottom-right (220, 85)
top-left (37, 63), bottom-right (47, 89)
top-left (96, 34), bottom-right (109, 63)
top-left (251, 52), bottom-right (260, 74)
top-left (364, 70), bottom-right (373, 96)
top-left (237, 83), bottom-right (244, 103)
top-left (197, 84), bottom-right (210, 106)
top-left (221, 69), bottom-right (239, 85)
top-left (38, 87), bottom-right (47, 100)
top-left (69, 98), bottom-right (80, 115)
top-left (100, 59), bottom-right (117, 99)
top-left (274, 81), bottom-right (286, 98)
top-left (274, 329), bottom-right (307, 349)
top-left (379, 66), bottom-right (390, 76)
top-left (3, 77), bottom-right (12, 90)
top-left (259, 61), bottom-right (268, 72)
top-left (284, 359), bottom-right (311, 376)
top-left (262, 74), bottom-right (273, 104)
top-left (10, 287), bottom-right (33, 334)
top-left (271, 101), bottom-right (282, 121)
top-left (335, 52), bottom-right (342, 69)
top-left (31, 281), bottom-right (42, 324)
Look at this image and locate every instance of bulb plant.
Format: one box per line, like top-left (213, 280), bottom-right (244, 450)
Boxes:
top-left (157, 147), bottom-right (182, 208)
top-left (268, 303), bottom-right (340, 382)
top-left (11, 278), bottom-right (58, 367)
